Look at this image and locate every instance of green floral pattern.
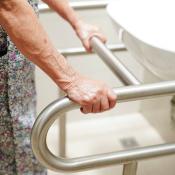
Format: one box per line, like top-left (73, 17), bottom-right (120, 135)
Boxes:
top-left (0, 1), bottom-right (47, 174)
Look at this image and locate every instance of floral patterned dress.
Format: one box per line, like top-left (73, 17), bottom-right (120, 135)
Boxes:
top-left (0, 0), bottom-right (47, 174)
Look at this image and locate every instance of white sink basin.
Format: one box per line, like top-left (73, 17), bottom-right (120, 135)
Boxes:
top-left (107, 0), bottom-right (175, 80)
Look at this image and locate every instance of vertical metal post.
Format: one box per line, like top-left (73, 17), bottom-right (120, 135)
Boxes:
top-left (123, 162), bottom-right (138, 175)
top-left (58, 114), bottom-right (66, 157)
top-left (58, 84), bottom-right (67, 157)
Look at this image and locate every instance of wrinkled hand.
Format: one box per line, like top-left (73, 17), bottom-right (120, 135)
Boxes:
top-left (75, 21), bottom-right (107, 52)
top-left (65, 75), bottom-right (117, 114)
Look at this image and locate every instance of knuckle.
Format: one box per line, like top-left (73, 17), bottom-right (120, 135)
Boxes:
top-left (82, 97), bottom-right (90, 104)
top-left (97, 88), bottom-right (105, 96)
top-left (111, 95), bottom-right (117, 101)
top-left (82, 95), bottom-right (96, 105)
top-left (92, 95), bottom-right (98, 102)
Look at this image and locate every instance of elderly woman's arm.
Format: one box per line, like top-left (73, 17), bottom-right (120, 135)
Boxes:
top-left (42, 0), bottom-right (106, 52)
top-left (0, 0), bottom-right (77, 90)
top-left (0, 0), bottom-right (116, 114)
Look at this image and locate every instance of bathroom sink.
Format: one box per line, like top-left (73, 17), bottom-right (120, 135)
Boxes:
top-left (107, 0), bottom-right (175, 80)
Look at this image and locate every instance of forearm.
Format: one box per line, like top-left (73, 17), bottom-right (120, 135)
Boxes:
top-left (42, 0), bottom-right (81, 29)
top-left (0, 0), bottom-right (79, 91)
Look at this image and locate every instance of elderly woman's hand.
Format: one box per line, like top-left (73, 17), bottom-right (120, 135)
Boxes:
top-left (65, 75), bottom-right (117, 114)
top-left (75, 20), bottom-right (107, 52)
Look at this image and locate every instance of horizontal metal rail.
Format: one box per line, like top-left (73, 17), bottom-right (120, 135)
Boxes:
top-left (91, 37), bottom-right (140, 85)
top-left (39, 0), bottom-right (109, 12)
top-left (59, 43), bottom-right (126, 57)
top-left (31, 80), bottom-right (175, 172)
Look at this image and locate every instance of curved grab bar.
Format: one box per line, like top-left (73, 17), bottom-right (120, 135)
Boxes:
top-left (31, 81), bottom-right (175, 172)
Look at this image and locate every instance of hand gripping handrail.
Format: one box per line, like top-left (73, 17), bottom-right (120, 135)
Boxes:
top-left (31, 81), bottom-right (175, 172)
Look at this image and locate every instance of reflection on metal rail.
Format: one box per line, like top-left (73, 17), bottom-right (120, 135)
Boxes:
top-left (31, 37), bottom-right (175, 174)
top-left (39, 0), bottom-right (109, 12)
top-left (31, 81), bottom-right (175, 172)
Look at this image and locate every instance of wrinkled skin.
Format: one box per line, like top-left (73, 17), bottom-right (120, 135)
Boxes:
top-left (65, 75), bottom-right (117, 114)
top-left (0, 0), bottom-right (117, 114)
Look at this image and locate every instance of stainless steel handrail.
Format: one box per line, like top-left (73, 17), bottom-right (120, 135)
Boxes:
top-left (60, 38), bottom-right (134, 85)
top-left (31, 80), bottom-right (175, 172)
top-left (34, 2), bottom-right (175, 173)
top-left (91, 38), bottom-right (140, 85)
top-left (39, 0), bottom-right (109, 12)
top-left (60, 43), bottom-right (126, 57)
